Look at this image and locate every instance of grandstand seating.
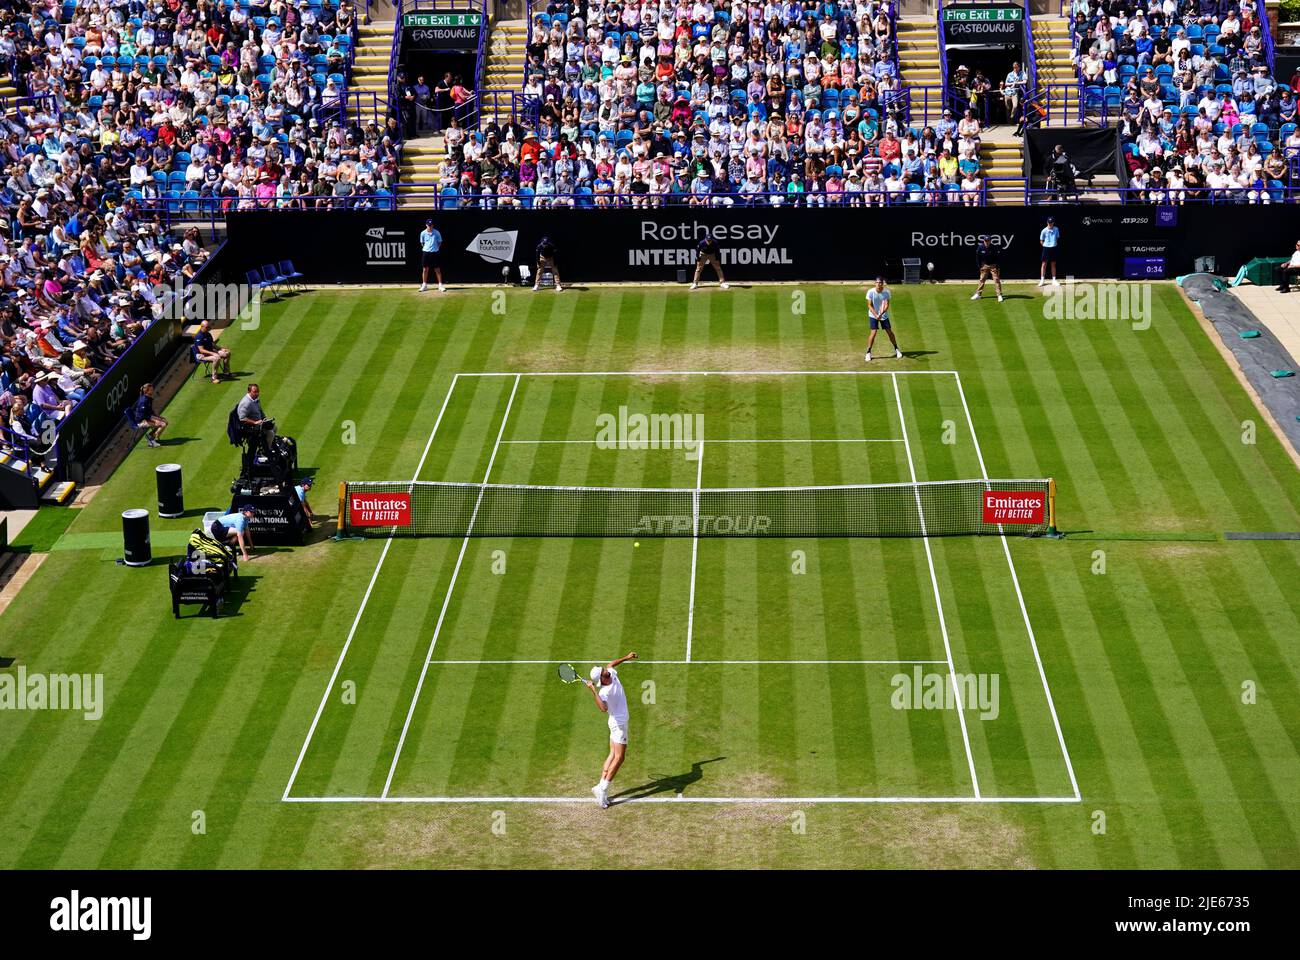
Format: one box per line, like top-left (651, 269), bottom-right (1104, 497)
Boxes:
top-left (1065, 2), bottom-right (1297, 199)
top-left (429, 1), bottom-right (988, 207)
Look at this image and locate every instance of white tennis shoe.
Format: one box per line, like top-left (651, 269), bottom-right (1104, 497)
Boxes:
top-left (970, 292), bottom-right (980, 300)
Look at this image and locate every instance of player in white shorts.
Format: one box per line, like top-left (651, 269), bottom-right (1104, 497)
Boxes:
top-left (586, 651), bottom-right (638, 808)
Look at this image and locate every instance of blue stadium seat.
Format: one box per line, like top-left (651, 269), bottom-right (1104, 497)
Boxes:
top-left (277, 260), bottom-right (305, 288)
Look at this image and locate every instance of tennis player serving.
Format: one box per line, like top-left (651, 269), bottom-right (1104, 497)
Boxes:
top-left (865, 276), bottom-right (902, 362)
top-left (586, 651), bottom-right (638, 808)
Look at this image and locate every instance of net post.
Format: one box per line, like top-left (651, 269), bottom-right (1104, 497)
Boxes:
top-left (335, 481), bottom-right (347, 540)
top-left (1048, 478), bottom-right (1058, 536)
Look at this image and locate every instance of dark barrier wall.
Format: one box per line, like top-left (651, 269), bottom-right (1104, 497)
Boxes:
top-left (56, 243), bottom-right (231, 482)
top-left (225, 205), bottom-right (1299, 285)
top-left (56, 312), bottom-right (182, 482)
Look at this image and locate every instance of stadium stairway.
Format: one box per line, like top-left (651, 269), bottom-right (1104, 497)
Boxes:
top-left (350, 19), bottom-right (397, 124)
top-left (398, 139), bottom-right (444, 209)
top-left (981, 131), bottom-right (1027, 204)
top-left (1032, 15), bottom-right (1077, 119)
top-left (0, 452), bottom-right (74, 510)
top-left (482, 18), bottom-right (527, 125)
top-left (896, 16), bottom-right (944, 120)
top-left (393, 18), bottom-right (529, 208)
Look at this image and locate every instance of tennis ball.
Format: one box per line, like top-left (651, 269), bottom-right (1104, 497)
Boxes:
top-left (634, 541), bottom-right (640, 548)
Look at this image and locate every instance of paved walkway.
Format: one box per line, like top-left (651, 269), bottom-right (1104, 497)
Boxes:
top-left (1230, 284), bottom-right (1300, 367)
top-left (0, 508), bottom-right (36, 543)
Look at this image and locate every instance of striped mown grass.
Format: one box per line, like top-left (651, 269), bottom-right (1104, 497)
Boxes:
top-left (1, 282), bottom-right (1297, 868)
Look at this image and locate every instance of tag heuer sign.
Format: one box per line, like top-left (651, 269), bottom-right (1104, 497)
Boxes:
top-left (402, 10), bottom-right (484, 49)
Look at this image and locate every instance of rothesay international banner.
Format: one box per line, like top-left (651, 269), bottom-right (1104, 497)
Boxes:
top-left (225, 205), bottom-right (1295, 286)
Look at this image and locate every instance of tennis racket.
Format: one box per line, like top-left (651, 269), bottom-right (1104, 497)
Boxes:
top-left (557, 663), bottom-right (586, 685)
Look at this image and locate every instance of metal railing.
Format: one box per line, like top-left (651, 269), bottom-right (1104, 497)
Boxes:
top-left (0, 426), bottom-right (43, 478)
top-left (395, 184), bottom-right (995, 208)
top-left (1026, 183), bottom-right (1297, 204)
top-left (888, 84), bottom-right (937, 130)
top-left (888, 0), bottom-right (902, 83)
top-left (1033, 82), bottom-right (1085, 126)
top-left (1023, 0), bottom-right (1038, 99)
top-left (1256, 0), bottom-right (1276, 74)
top-left (937, 0), bottom-right (948, 105)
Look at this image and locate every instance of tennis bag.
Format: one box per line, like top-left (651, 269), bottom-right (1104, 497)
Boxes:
top-left (185, 529), bottom-right (239, 576)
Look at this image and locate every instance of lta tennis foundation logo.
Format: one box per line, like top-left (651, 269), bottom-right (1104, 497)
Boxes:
top-left (1043, 278), bottom-right (1152, 330)
top-left (890, 668), bottom-right (1000, 720)
top-left (595, 406), bottom-right (705, 461)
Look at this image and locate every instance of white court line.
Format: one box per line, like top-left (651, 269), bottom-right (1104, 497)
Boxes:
top-left (953, 371), bottom-right (1081, 802)
top-left (427, 659), bottom-right (949, 665)
top-left (499, 438), bottom-right (903, 445)
top-left (381, 374), bottom-right (522, 799)
top-left (892, 372), bottom-right (982, 800)
top-left (459, 370), bottom-right (957, 378)
top-left (684, 437), bottom-right (704, 662)
top-left (284, 794), bottom-right (1081, 805)
top-left (282, 374), bottom-right (464, 801)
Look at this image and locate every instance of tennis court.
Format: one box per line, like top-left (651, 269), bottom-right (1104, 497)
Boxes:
top-left (284, 369), bottom-right (1078, 805)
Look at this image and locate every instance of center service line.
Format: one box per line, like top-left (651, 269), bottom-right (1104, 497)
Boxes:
top-left (382, 374), bottom-right (521, 799)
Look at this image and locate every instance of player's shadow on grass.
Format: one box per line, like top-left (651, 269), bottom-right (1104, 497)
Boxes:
top-left (899, 350), bottom-right (938, 361)
top-left (610, 757), bottom-right (726, 803)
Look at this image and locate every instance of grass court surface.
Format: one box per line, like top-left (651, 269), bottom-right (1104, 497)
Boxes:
top-left (2, 282), bottom-right (1298, 868)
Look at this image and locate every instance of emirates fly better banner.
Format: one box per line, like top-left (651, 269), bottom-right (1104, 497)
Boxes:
top-left (981, 490), bottom-right (1046, 525)
top-left (349, 493), bottom-right (412, 526)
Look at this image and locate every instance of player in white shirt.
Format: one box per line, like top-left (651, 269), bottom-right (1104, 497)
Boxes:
top-left (586, 651), bottom-right (638, 808)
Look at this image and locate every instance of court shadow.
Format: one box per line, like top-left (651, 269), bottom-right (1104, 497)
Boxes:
top-left (158, 436), bottom-right (200, 446)
top-left (305, 519), bottom-right (336, 545)
top-left (899, 350), bottom-right (938, 360)
top-left (610, 756), bottom-right (727, 804)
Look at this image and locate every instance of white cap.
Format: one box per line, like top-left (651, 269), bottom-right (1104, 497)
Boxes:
top-left (589, 666), bottom-right (604, 684)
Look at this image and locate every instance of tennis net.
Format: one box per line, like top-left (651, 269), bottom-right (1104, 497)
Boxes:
top-left (336, 478), bottom-right (1056, 539)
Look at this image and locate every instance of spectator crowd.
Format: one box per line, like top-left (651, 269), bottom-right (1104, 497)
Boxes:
top-left (431, 0), bottom-right (994, 207)
top-left (1067, 0), bottom-right (1299, 200)
top-left (0, 0), bottom-right (402, 461)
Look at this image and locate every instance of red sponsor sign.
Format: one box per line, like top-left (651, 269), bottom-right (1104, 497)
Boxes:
top-left (982, 490), bottom-right (1046, 525)
top-left (350, 492), bottom-right (412, 526)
